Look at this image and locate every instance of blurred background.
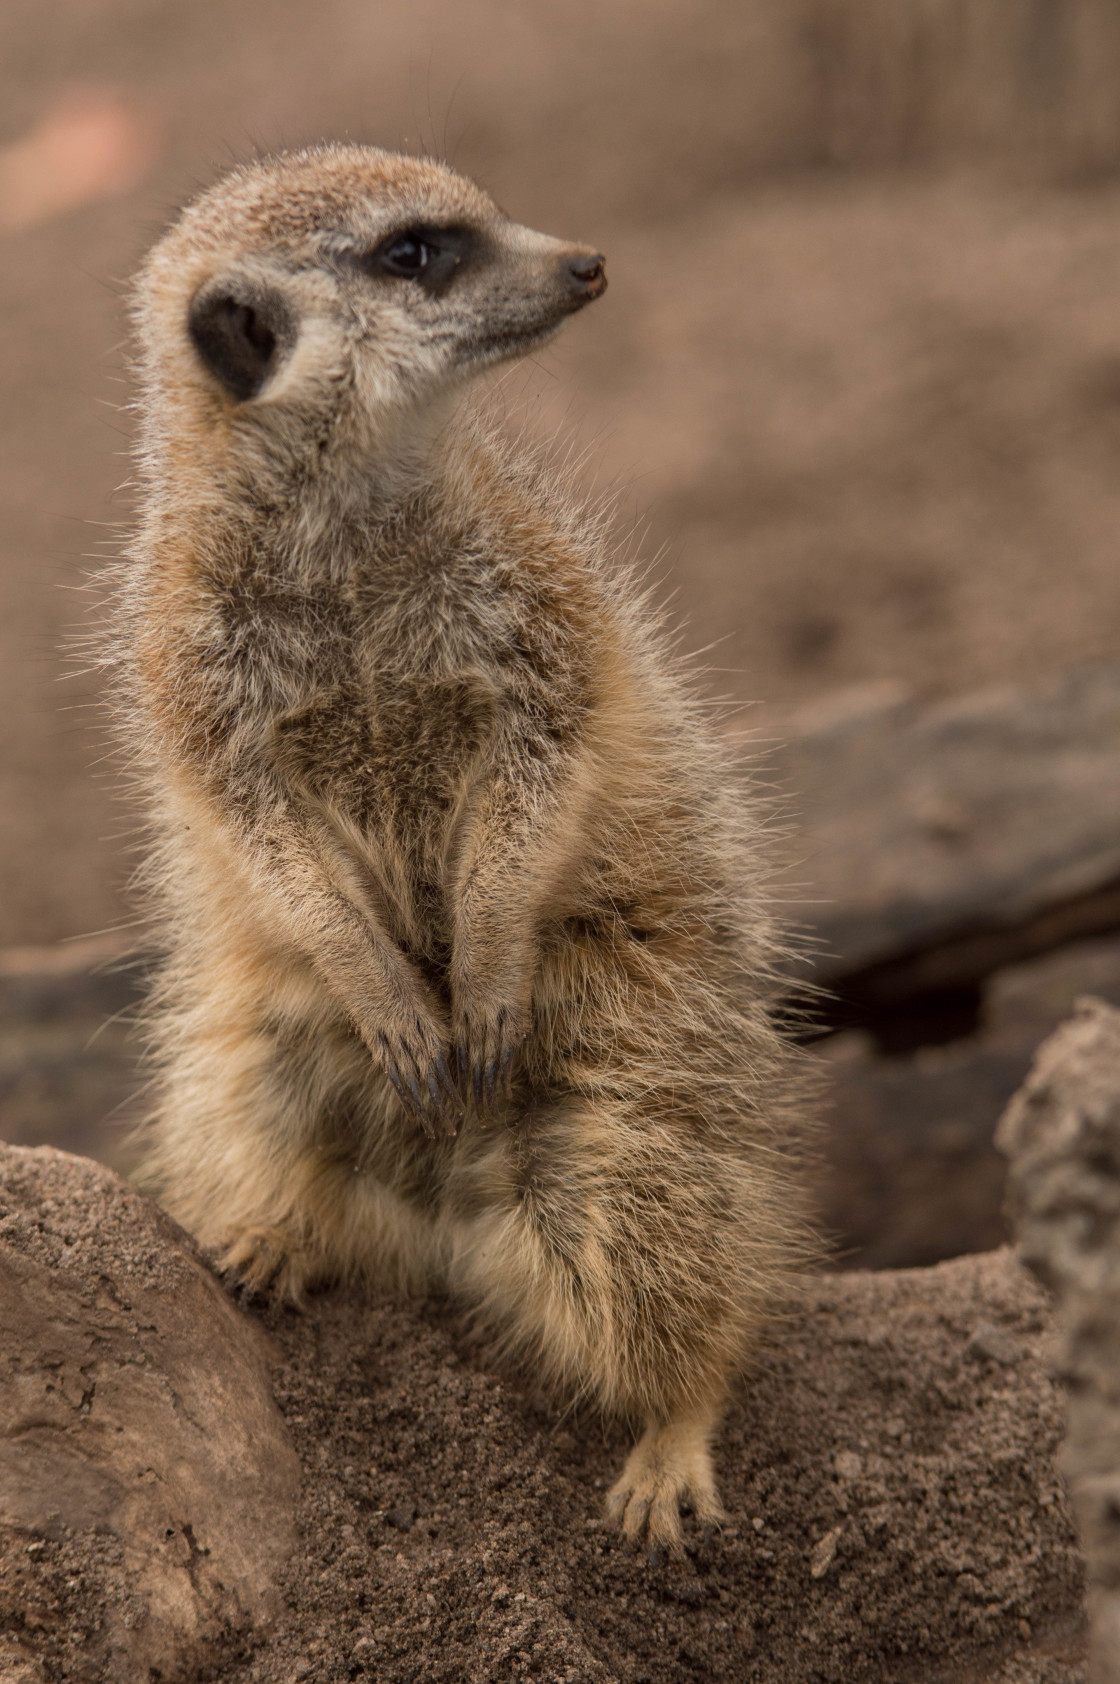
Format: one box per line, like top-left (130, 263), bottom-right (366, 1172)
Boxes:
top-left (6, 0), bottom-right (1120, 1268)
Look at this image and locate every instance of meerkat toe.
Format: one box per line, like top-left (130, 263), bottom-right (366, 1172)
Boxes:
top-left (605, 1416), bottom-right (725, 1559)
top-left (427, 1053), bottom-right (462, 1135)
top-left (376, 1028), bottom-right (462, 1137)
top-left (452, 998), bottom-right (528, 1123)
top-left (606, 1475), bottom-right (684, 1557)
top-left (220, 1228), bottom-right (310, 1306)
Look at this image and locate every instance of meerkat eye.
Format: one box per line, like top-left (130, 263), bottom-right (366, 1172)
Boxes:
top-left (361, 225), bottom-right (475, 290)
top-left (380, 235), bottom-right (435, 277)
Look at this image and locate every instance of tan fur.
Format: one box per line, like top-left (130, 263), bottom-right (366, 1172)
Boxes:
top-left (101, 144), bottom-right (815, 1556)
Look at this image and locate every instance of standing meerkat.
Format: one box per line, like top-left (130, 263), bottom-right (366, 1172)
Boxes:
top-left (107, 144), bottom-right (813, 1556)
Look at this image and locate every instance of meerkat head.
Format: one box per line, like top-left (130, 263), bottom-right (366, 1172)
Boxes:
top-left (134, 145), bottom-right (606, 496)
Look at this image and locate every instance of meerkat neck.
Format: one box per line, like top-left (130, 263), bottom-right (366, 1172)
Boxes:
top-left (139, 399), bottom-right (485, 592)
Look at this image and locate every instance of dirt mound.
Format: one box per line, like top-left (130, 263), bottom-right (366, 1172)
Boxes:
top-left (0, 1143), bottom-right (1087, 1683)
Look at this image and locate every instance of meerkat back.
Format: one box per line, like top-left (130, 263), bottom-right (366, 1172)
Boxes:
top-left (110, 145), bottom-right (814, 1558)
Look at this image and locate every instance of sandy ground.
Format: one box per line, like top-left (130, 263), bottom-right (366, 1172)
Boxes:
top-left (1, 1144), bottom-right (1089, 1684)
top-left (5, 3), bottom-right (1120, 945)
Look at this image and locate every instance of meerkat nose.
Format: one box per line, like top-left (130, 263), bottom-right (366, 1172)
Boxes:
top-left (563, 251), bottom-right (607, 300)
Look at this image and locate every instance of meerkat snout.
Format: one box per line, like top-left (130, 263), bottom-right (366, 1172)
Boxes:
top-left (562, 249), bottom-right (606, 299)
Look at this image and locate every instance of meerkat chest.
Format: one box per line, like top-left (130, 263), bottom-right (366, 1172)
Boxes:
top-left (274, 666), bottom-right (498, 833)
top-left (194, 558), bottom-right (581, 842)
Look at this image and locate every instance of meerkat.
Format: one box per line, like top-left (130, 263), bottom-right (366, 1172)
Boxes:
top-left (104, 144), bottom-right (813, 1557)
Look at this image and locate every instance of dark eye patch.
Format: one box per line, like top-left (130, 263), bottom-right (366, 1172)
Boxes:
top-left (357, 224), bottom-right (477, 292)
top-left (188, 281), bottom-right (295, 403)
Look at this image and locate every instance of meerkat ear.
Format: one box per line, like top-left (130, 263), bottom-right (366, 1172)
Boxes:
top-left (187, 277), bottom-right (295, 403)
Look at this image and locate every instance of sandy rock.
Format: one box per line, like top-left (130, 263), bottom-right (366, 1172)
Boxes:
top-left (0, 1145), bottom-right (300, 1683)
top-left (999, 998), bottom-right (1120, 1684)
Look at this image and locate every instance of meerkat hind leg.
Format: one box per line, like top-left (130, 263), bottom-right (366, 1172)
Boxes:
top-left (605, 1406), bottom-right (727, 1558)
top-left (445, 1102), bottom-right (747, 1558)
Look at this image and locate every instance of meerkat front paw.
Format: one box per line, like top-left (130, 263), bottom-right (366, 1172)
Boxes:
top-left (361, 1005), bottom-right (462, 1137)
top-left (605, 1416), bottom-right (726, 1561)
top-left (376, 1029), bottom-right (462, 1137)
top-left (451, 997), bottom-right (529, 1121)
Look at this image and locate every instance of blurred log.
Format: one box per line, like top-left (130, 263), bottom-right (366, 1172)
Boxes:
top-left (814, 932), bottom-right (1120, 1267)
top-left (768, 660), bottom-right (1120, 1017)
top-left (760, 657), bottom-right (1120, 1267)
top-left (0, 937), bottom-right (145, 1175)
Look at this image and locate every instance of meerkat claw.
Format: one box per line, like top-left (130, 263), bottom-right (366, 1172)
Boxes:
top-left (431, 1052), bottom-right (462, 1132)
top-left (426, 1067), bottom-right (451, 1133)
top-left (429, 1057), bottom-right (463, 1135)
top-left (381, 1052), bottom-right (410, 1110)
top-left (459, 1012), bottom-right (524, 1120)
top-left (434, 1050), bottom-right (457, 1100)
top-left (379, 1037), bottom-right (439, 1136)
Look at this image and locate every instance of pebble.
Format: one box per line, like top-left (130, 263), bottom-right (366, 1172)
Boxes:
top-left (809, 1525), bottom-right (844, 1579)
top-left (965, 1323), bottom-right (1023, 1365)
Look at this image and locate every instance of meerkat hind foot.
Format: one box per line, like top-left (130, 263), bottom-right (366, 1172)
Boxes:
top-left (605, 1414), bottom-right (726, 1559)
top-left (219, 1226), bottom-right (315, 1308)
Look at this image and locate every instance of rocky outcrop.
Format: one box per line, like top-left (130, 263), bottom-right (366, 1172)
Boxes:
top-left (999, 997), bottom-right (1120, 1684)
top-left (0, 1145), bottom-right (300, 1683)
